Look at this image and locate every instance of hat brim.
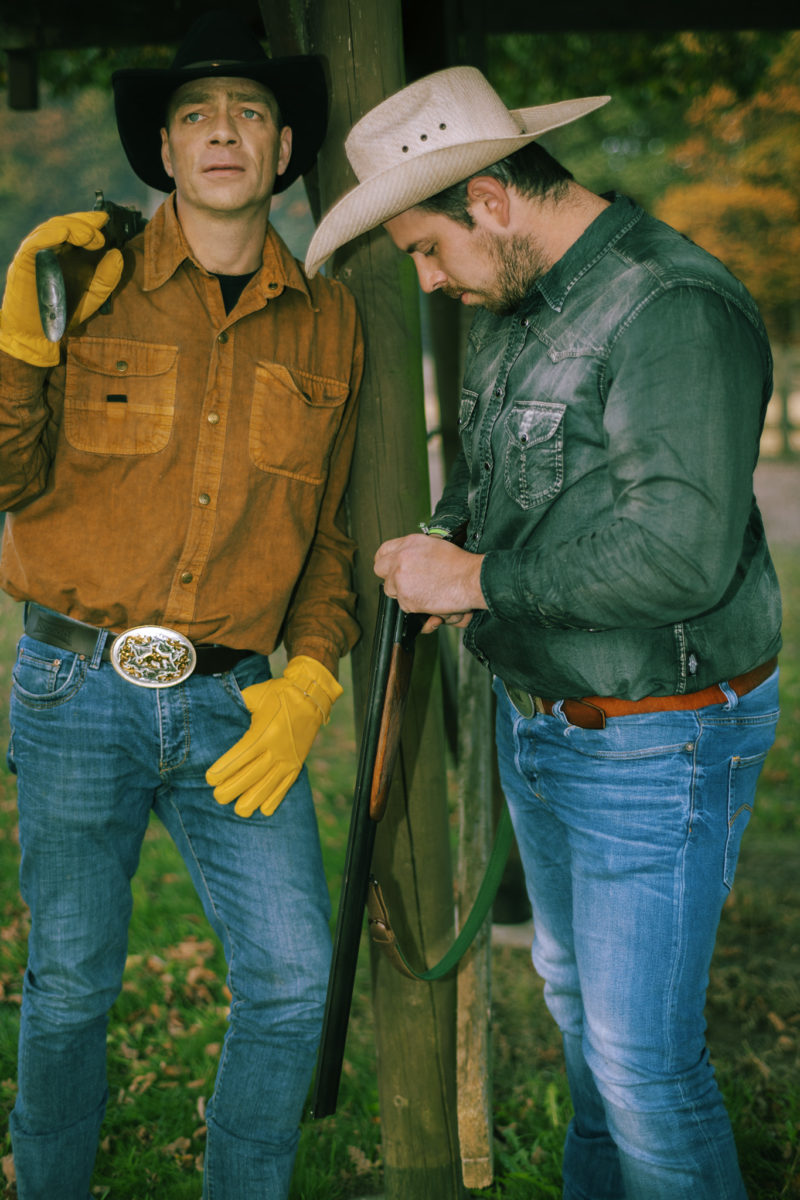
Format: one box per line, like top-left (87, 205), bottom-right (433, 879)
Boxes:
top-left (305, 95), bottom-right (610, 276)
top-left (112, 57), bottom-right (327, 194)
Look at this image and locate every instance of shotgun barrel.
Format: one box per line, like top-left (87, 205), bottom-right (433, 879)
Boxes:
top-left (310, 590), bottom-right (423, 1118)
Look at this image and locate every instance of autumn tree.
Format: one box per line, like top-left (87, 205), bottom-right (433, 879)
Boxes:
top-left (655, 32), bottom-right (800, 342)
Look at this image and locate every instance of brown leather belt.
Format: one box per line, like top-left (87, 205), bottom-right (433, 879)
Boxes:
top-left (505, 656), bottom-right (778, 730)
top-left (24, 603), bottom-right (254, 677)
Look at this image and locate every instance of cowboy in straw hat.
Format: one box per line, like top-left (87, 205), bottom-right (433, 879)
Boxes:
top-left (0, 12), bottom-right (363, 1199)
top-left (315, 67), bottom-right (781, 1200)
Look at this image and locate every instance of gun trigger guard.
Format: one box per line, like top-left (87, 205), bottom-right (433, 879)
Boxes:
top-left (366, 875), bottom-right (418, 980)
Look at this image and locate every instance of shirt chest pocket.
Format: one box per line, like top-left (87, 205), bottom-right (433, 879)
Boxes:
top-left (250, 363), bottom-right (349, 484)
top-left (502, 400), bottom-right (566, 510)
top-left (64, 338), bottom-right (178, 456)
top-left (458, 388), bottom-right (480, 469)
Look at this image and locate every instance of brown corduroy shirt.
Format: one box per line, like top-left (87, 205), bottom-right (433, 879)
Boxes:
top-left (0, 197), bottom-right (364, 675)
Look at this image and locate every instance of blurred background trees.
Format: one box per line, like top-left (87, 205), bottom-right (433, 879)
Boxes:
top-left (1, 27), bottom-right (797, 346)
top-left (487, 29), bottom-right (799, 346)
top-left (0, 26), bottom-right (797, 375)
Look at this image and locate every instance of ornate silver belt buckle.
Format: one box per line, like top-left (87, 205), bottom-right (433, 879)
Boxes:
top-left (110, 625), bottom-right (197, 688)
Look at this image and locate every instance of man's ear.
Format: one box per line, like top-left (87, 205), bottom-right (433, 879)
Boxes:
top-left (160, 128), bottom-right (174, 180)
top-left (466, 175), bottom-right (511, 228)
top-left (276, 125), bottom-right (293, 177)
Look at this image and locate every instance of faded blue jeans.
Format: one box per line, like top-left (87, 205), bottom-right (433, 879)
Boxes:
top-left (493, 668), bottom-right (780, 1200)
top-left (7, 631), bottom-right (332, 1200)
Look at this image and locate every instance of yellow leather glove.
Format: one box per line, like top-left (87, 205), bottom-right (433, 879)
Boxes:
top-left (0, 211), bottom-right (123, 368)
top-left (206, 655), bottom-right (343, 818)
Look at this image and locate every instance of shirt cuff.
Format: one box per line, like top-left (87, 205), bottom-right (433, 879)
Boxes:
top-left (480, 550), bottom-right (526, 621)
top-left (284, 636), bottom-right (341, 680)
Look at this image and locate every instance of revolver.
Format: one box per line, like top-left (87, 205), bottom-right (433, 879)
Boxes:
top-left (35, 189), bottom-right (147, 341)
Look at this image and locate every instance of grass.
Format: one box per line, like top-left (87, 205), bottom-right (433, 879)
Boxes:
top-left (0, 547), bottom-right (798, 1198)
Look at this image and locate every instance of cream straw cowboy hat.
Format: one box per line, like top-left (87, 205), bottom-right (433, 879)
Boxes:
top-left (305, 67), bottom-right (610, 277)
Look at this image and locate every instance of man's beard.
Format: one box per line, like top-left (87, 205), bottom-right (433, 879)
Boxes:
top-left (444, 230), bottom-right (549, 316)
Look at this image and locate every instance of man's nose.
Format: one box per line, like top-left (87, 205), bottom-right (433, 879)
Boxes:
top-left (414, 257), bottom-right (446, 294)
top-left (209, 111), bottom-right (239, 143)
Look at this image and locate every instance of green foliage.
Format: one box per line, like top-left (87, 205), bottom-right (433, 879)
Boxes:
top-left (757, 548), bottom-right (800, 834)
top-left (487, 28), bottom-right (800, 285)
top-left (0, 85), bottom-right (156, 286)
top-left (488, 30), bottom-right (789, 109)
top-left (37, 46), bottom-right (173, 97)
top-left (655, 32), bottom-right (800, 340)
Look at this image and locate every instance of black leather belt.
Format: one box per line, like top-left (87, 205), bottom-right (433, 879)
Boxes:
top-left (24, 603), bottom-right (254, 678)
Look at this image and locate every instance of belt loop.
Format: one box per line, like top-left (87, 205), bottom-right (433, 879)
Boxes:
top-left (89, 629), bottom-right (110, 671)
top-left (718, 680), bottom-right (739, 711)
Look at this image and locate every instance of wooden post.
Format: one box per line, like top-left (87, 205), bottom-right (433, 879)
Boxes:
top-left (262, 2), bottom-right (464, 1196)
top-left (455, 644), bottom-right (495, 1189)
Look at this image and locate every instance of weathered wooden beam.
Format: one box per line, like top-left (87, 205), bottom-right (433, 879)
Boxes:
top-left (263, 1), bottom-right (465, 1196)
top-left (455, 645), bottom-right (494, 1189)
top-left (5, 48), bottom-right (38, 110)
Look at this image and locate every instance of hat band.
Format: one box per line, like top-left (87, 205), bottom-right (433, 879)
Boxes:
top-left (181, 58), bottom-right (249, 69)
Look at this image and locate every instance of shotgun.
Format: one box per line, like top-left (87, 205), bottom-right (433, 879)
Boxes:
top-left (310, 589), bottom-right (424, 1119)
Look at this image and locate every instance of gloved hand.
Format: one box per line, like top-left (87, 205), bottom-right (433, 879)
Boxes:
top-left (206, 655), bottom-right (343, 818)
top-left (0, 211), bottom-right (123, 368)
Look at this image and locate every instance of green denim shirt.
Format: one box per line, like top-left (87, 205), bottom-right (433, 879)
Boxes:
top-left (431, 194), bottom-right (782, 699)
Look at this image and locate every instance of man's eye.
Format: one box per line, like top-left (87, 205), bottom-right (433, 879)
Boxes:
top-left (423, 245), bottom-right (436, 257)
top-left (241, 108), bottom-right (260, 120)
top-left (184, 111), bottom-right (203, 124)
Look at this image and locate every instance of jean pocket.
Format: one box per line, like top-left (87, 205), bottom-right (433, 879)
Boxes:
top-left (723, 749), bottom-right (768, 889)
top-left (502, 400), bottom-right (566, 510)
top-left (11, 640), bottom-right (87, 709)
top-left (219, 653), bottom-right (270, 709)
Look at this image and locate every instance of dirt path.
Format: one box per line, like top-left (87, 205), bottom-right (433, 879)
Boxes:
top-left (755, 458), bottom-right (800, 547)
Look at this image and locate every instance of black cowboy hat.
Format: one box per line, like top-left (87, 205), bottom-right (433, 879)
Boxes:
top-left (112, 10), bottom-right (327, 194)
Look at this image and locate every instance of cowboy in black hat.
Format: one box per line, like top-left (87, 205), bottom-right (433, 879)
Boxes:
top-left (0, 12), bottom-right (362, 1199)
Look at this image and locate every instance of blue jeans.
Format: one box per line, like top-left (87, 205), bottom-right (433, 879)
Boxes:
top-left (493, 669), bottom-right (780, 1200)
top-left (7, 633), bottom-right (332, 1200)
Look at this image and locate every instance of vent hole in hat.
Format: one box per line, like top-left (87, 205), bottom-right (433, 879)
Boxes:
top-left (402, 145), bottom-right (409, 153)
top-left (420, 133), bottom-right (428, 140)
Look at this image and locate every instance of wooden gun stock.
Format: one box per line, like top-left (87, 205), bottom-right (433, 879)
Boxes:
top-left (369, 608), bottom-right (424, 821)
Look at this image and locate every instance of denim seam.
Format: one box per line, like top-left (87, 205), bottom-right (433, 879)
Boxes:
top-left (664, 723), bottom-right (700, 1079)
top-left (156, 684), bottom-right (192, 774)
top-left (159, 787), bottom-right (238, 1153)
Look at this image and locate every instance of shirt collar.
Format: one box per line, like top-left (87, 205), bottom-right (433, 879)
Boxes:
top-left (528, 193), bottom-right (644, 315)
top-left (143, 194), bottom-right (314, 307)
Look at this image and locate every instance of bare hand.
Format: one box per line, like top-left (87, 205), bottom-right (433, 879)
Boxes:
top-left (420, 612), bottom-right (473, 634)
top-left (373, 534), bottom-right (486, 629)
